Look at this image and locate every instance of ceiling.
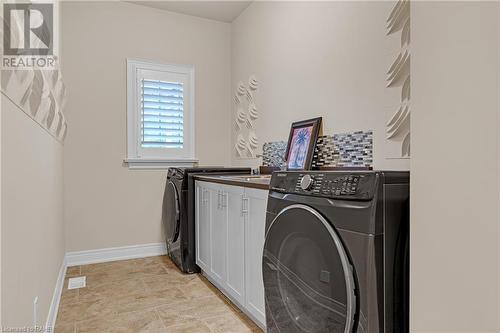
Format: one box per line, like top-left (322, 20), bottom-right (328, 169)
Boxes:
top-left (129, 1), bottom-right (252, 23)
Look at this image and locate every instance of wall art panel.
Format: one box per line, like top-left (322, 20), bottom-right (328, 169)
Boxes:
top-left (386, 0), bottom-right (410, 158)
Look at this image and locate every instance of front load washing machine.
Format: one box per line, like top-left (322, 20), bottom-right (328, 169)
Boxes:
top-left (263, 171), bottom-right (409, 333)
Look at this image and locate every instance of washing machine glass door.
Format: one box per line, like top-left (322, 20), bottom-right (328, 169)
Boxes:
top-left (163, 181), bottom-right (180, 243)
top-left (263, 204), bottom-right (356, 333)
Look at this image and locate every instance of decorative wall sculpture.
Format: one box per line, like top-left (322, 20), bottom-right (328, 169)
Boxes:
top-left (234, 75), bottom-right (259, 158)
top-left (386, 0), bottom-right (410, 158)
top-left (1, 66), bottom-right (68, 142)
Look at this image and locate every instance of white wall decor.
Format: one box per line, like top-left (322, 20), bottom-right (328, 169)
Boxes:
top-left (248, 75), bottom-right (258, 90)
top-left (386, 0), bottom-right (410, 158)
top-left (247, 131), bottom-right (258, 157)
top-left (1, 65), bottom-right (68, 143)
top-left (235, 134), bottom-right (247, 157)
top-left (234, 75), bottom-right (259, 158)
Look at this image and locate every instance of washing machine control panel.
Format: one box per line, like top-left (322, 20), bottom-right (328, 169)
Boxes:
top-left (271, 172), bottom-right (376, 200)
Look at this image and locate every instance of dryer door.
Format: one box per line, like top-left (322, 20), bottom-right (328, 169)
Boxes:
top-left (163, 180), bottom-right (180, 244)
top-left (262, 204), bottom-right (357, 333)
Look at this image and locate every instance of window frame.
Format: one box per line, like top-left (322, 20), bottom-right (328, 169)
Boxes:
top-left (126, 59), bottom-right (197, 169)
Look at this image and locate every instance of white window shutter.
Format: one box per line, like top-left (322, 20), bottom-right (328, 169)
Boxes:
top-left (141, 79), bottom-right (184, 148)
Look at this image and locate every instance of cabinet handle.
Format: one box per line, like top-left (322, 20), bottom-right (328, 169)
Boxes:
top-left (241, 196), bottom-right (249, 215)
top-left (217, 190), bottom-right (221, 209)
top-left (222, 193), bottom-right (227, 208)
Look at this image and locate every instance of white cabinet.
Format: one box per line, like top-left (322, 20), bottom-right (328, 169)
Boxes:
top-left (210, 186), bottom-right (227, 285)
top-left (195, 180), bottom-right (267, 329)
top-left (244, 188), bottom-right (268, 325)
top-left (224, 184), bottom-right (246, 304)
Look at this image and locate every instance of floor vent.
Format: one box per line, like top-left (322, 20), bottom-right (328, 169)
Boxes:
top-left (67, 276), bottom-right (86, 290)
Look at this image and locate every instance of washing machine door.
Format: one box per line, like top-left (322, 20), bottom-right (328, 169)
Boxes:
top-left (263, 204), bottom-right (357, 333)
top-left (163, 180), bottom-right (180, 244)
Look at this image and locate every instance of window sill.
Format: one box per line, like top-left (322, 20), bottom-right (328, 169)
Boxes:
top-left (123, 158), bottom-right (199, 170)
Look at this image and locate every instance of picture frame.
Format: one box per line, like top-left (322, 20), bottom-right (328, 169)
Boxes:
top-left (284, 117), bottom-right (323, 170)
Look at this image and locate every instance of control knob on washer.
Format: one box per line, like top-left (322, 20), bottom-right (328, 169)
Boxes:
top-left (300, 174), bottom-right (314, 190)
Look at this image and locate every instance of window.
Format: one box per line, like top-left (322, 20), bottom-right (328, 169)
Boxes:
top-left (126, 59), bottom-right (196, 168)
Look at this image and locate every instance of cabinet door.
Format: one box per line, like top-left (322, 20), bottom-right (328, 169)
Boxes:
top-left (244, 188), bottom-right (268, 326)
top-left (195, 181), bottom-right (211, 272)
top-left (209, 183), bottom-right (227, 284)
top-left (223, 184), bottom-right (245, 304)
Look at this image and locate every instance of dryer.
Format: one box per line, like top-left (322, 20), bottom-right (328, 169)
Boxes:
top-left (263, 171), bottom-right (409, 332)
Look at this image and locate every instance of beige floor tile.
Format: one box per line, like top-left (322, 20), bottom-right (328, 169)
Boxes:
top-left (81, 259), bottom-right (139, 274)
top-left (164, 321), bottom-right (212, 333)
top-left (84, 264), bottom-right (168, 287)
top-left (57, 298), bottom-right (116, 322)
top-left (203, 312), bottom-right (259, 333)
top-left (190, 296), bottom-right (240, 319)
top-left (178, 276), bottom-right (219, 300)
top-left (54, 321), bottom-right (75, 333)
top-left (132, 256), bottom-right (177, 269)
top-left (155, 302), bottom-right (199, 327)
top-left (76, 310), bottom-right (166, 333)
top-left (142, 272), bottom-right (197, 291)
top-left (82, 270), bottom-right (130, 286)
top-left (57, 258), bottom-right (259, 333)
top-left (66, 266), bottom-right (81, 277)
top-left (59, 280), bottom-right (80, 307)
top-left (112, 288), bottom-right (188, 314)
top-left (79, 278), bottom-right (147, 303)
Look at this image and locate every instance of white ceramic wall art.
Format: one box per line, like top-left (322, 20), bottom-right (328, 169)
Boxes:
top-left (235, 134), bottom-right (247, 157)
top-left (387, 50), bottom-right (409, 87)
top-left (247, 132), bottom-right (258, 157)
top-left (29, 70), bottom-right (44, 117)
top-left (246, 102), bottom-right (258, 129)
top-left (235, 107), bottom-right (246, 130)
top-left (387, 0), bottom-right (409, 34)
top-left (237, 81), bottom-right (246, 96)
top-left (386, 0), bottom-right (410, 158)
top-left (248, 75), bottom-right (258, 90)
top-left (234, 75), bottom-right (259, 158)
top-left (245, 87), bottom-right (252, 102)
top-left (0, 64), bottom-right (68, 143)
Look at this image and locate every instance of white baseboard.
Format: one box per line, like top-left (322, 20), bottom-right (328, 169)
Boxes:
top-left (45, 258), bottom-right (66, 333)
top-left (65, 243), bottom-right (167, 267)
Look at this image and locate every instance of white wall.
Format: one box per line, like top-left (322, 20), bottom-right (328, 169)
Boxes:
top-left (230, 1), bottom-right (409, 170)
top-left (61, 2), bottom-right (232, 252)
top-left (411, 2), bottom-right (499, 331)
top-left (1, 94), bottom-right (65, 327)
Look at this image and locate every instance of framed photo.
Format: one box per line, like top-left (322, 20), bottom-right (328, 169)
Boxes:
top-left (285, 117), bottom-right (322, 170)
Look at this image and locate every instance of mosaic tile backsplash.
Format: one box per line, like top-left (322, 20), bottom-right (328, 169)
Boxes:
top-left (262, 130), bottom-right (373, 168)
top-left (313, 131), bottom-right (373, 168)
top-left (262, 141), bottom-right (287, 167)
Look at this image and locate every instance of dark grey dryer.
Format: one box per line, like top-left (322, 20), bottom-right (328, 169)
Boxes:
top-left (263, 171), bottom-right (409, 333)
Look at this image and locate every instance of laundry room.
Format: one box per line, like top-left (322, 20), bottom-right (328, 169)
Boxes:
top-left (1, 1), bottom-right (499, 333)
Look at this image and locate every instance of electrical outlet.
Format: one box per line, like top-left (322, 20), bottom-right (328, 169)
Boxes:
top-left (33, 296), bottom-right (38, 327)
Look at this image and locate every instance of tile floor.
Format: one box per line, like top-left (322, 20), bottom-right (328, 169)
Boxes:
top-left (55, 256), bottom-right (262, 333)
